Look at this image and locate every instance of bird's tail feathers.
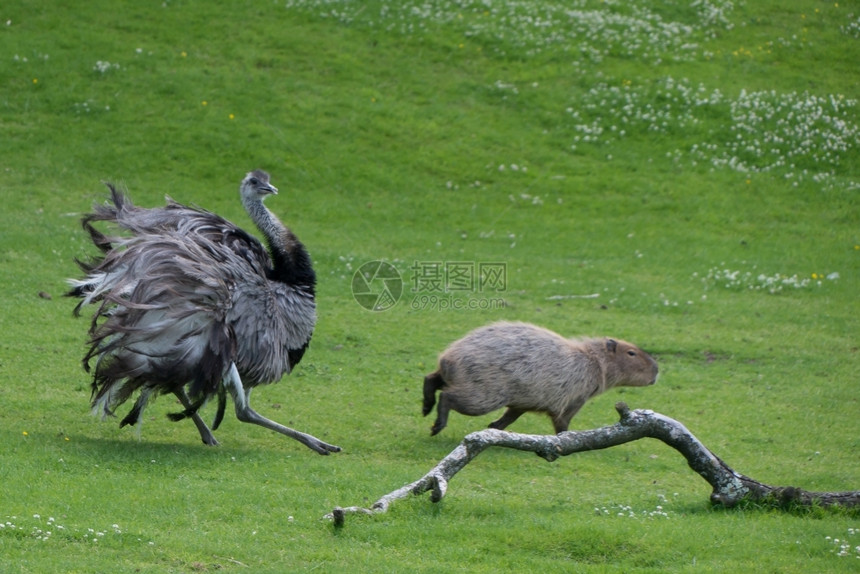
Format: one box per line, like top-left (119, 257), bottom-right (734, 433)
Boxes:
top-left (119, 387), bottom-right (153, 428)
top-left (212, 386), bottom-right (227, 430)
top-left (79, 184), bottom-right (130, 250)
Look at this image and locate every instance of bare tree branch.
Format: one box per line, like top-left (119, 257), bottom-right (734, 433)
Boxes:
top-left (327, 403), bottom-right (860, 526)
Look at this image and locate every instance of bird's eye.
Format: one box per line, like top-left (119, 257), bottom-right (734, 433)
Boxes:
top-left (249, 178), bottom-right (259, 186)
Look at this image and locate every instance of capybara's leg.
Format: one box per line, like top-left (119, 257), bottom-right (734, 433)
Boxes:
top-left (489, 407), bottom-right (525, 430)
top-left (422, 371), bottom-right (445, 416)
top-left (552, 398), bottom-right (586, 433)
top-left (430, 392), bottom-right (455, 435)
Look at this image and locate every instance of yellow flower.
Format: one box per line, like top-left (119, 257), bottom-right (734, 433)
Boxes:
top-left (228, 113), bottom-right (234, 120)
top-left (201, 101), bottom-right (207, 106)
top-left (181, 51), bottom-right (187, 57)
top-left (32, 78), bottom-right (38, 84)
top-left (811, 273), bottom-right (818, 279)
top-left (22, 431), bottom-right (28, 436)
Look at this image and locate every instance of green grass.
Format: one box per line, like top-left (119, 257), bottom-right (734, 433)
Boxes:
top-left (2, 0), bottom-right (859, 571)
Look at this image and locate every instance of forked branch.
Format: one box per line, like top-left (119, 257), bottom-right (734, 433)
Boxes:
top-left (327, 403), bottom-right (859, 526)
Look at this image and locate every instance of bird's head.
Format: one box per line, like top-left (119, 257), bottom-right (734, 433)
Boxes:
top-left (241, 170), bottom-right (278, 200)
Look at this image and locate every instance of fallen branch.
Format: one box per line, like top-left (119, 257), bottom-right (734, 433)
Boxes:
top-left (327, 403), bottom-right (859, 526)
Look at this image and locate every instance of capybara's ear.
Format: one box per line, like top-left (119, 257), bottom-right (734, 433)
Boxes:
top-left (606, 338), bottom-right (618, 353)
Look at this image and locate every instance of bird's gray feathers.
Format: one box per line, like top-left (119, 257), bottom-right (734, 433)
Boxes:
top-left (70, 183), bottom-right (316, 420)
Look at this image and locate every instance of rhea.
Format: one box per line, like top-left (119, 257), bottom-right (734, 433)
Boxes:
top-left (67, 170), bottom-right (340, 454)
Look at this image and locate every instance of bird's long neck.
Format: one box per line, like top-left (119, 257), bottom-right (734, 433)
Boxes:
top-left (242, 195), bottom-right (316, 291)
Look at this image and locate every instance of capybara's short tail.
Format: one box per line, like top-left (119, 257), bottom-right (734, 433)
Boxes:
top-left (422, 371), bottom-right (446, 416)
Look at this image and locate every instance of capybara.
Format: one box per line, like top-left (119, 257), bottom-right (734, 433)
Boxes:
top-left (422, 321), bottom-right (658, 435)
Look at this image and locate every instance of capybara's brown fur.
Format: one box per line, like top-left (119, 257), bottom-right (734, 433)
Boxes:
top-left (422, 321), bottom-right (658, 435)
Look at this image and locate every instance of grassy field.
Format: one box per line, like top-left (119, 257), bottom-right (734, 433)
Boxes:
top-left (1, 0), bottom-right (859, 571)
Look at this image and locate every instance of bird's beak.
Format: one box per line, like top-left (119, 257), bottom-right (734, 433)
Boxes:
top-left (265, 184), bottom-right (278, 195)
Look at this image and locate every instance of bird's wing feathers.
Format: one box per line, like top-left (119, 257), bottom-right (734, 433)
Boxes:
top-left (72, 192), bottom-right (315, 410)
top-left (228, 279), bottom-right (316, 382)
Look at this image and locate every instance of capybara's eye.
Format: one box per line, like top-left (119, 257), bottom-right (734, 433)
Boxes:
top-left (627, 351), bottom-right (637, 357)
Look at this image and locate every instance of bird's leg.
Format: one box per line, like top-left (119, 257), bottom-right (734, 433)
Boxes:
top-left (224, 363), bottom-right (341, 455)
top-left (174, 388), bottom-right (219, 446)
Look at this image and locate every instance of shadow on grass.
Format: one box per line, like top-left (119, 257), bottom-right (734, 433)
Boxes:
top-left (1, 426), bottom-right (269, 467)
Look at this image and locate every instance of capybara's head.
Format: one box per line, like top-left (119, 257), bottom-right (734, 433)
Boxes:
top-left (604, 338), bottom-right (659, 387)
